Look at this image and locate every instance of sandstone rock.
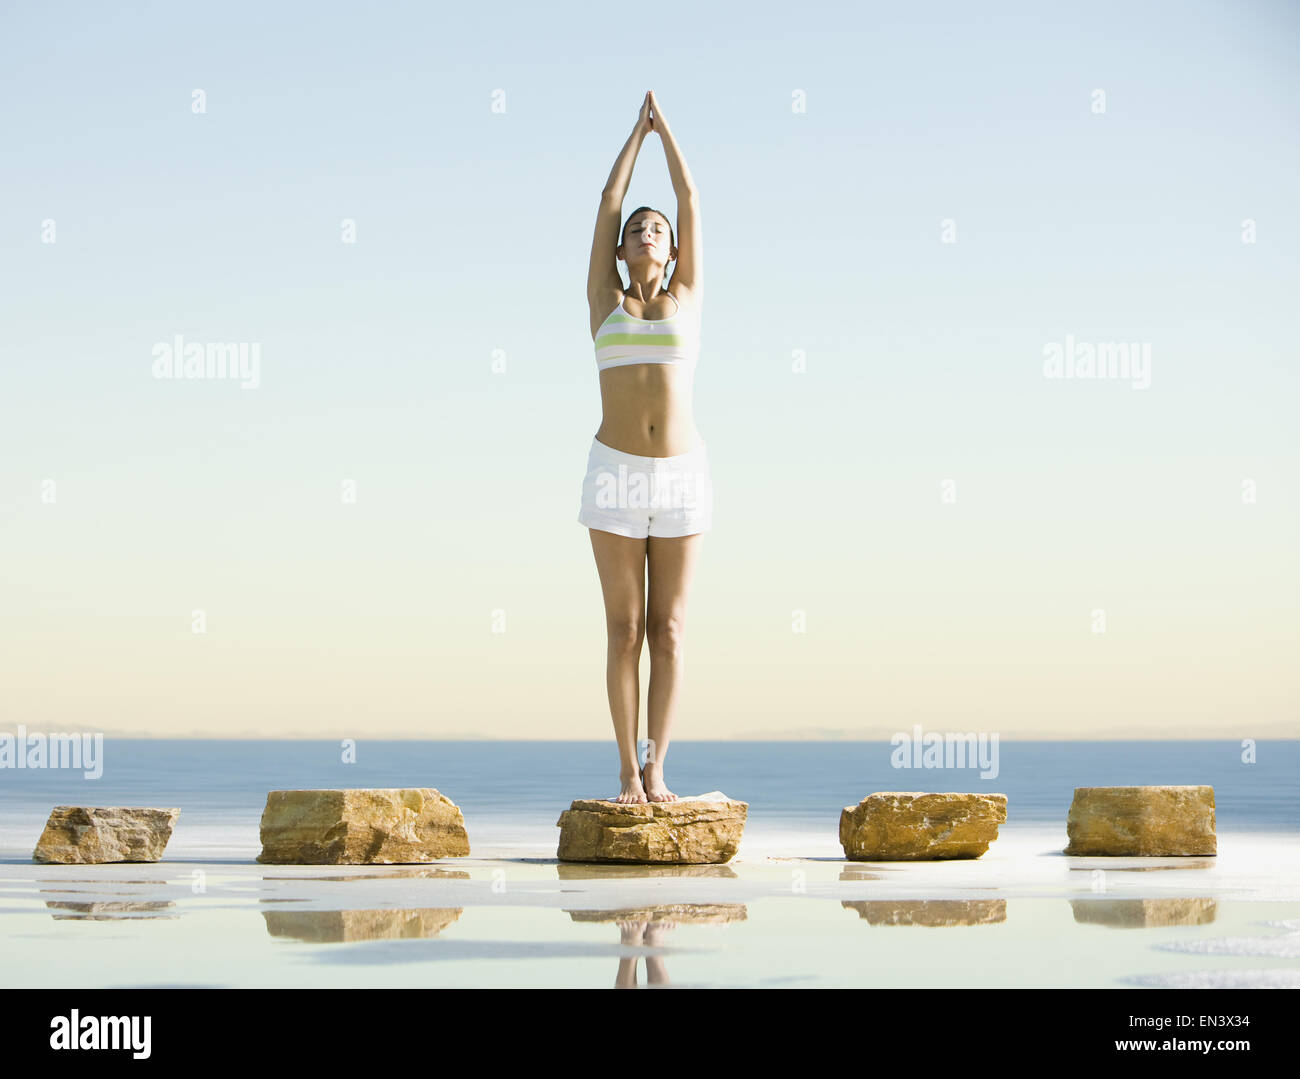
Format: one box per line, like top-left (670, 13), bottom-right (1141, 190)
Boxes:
top-left (1064, 785), bottom-right (1216, 856)
top-left (32, 806), bottom-right (179, 864)
top-left (556, 791), bottom-right (747, 864)
top-left (257, 788), bottom-right (470, 865)
top-left (839, 792), bottom-right (1006, 860)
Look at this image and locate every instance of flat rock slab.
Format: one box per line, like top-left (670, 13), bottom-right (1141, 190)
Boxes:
top-left (1064, 785), bottom-right (1216, 856)
top-left (257, 788), bottom-right (470, 865)
top-left (839, 792), bottom-right (1007, 860)
top-left (33, 806), bottom-right (180, 864)
top-left (556, 791), bottom-right (747, 864)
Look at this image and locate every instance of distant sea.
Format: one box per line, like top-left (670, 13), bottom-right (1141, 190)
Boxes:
top-left (0, 740), bottom-right (1295, 855)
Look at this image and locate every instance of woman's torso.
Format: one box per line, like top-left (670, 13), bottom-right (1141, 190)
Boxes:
top-left (589, 288), bottom-right (701, 457)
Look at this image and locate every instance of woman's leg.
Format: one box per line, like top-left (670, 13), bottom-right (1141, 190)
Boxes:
top-left (644, 533), bottom-right (705, 801)
top-left (589, 528), bottom-right (649, 803)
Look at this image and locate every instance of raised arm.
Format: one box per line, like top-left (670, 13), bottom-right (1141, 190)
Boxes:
top-left (587, 94), bottom-right (653, 305)
top-left (647, 91), bottom-right (701, 298)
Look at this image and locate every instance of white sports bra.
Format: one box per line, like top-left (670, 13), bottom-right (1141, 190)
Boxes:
top-left (594, 291), bottom-right (698, 373)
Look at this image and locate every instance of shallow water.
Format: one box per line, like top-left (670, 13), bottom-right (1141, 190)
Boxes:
top-left (2, 740), bottom-right (1296, 987)
top-left (2, 829), bottom-right (1298, 989)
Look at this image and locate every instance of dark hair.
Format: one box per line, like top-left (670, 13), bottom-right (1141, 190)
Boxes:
top-left (620, 205), bottom-right (675, 290)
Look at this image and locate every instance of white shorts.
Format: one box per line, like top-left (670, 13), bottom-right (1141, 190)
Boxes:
top-left (577, 436), bottom-right (713, 539)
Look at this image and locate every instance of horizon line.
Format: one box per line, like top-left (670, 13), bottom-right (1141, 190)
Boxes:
top-left (2, 733), bottom-right (1295, 743)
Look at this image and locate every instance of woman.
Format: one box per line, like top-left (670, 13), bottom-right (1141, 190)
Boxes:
top-left (579, 90), bottom-right (709, 805)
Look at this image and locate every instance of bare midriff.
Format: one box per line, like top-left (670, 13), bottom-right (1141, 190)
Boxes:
top-left (595, 364), bottom-right (701, 457)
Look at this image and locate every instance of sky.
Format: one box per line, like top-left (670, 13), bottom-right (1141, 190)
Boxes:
top-left (1, 0), bottom-right (1297, 739)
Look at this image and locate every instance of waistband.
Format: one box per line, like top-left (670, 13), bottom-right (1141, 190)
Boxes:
top-left (590, 435), bottom-right (707, 468)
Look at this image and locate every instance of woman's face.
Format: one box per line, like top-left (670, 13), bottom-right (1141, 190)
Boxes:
top-left (620, 213), bottom-right (674, 270)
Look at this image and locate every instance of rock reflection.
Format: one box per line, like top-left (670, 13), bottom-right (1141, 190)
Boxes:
top-left (566, 903), bottom-right (746, 925)
top-left (1067, 861), bottom-right (1216, 872)
top-left (36, 879), bottom-right (168, 885)
top-left (555, 864), bottom-right (737, 881)
top-left (46, 900), bottom-right (177, 920)
top-left (262, 908), bottom-right (464, 942)
top-left (40, 888), bottom-right (162, 896)
top-left (563, 904), bottom-right (746, 988)
top-left (1070, 898), bottom-right (1217, 927)
top-left (838, 868), bottom-right (885, 881)
top-left (261, 868), bottom-right (469, 881)
top-left (842, 899), bottom-right (1007, 926)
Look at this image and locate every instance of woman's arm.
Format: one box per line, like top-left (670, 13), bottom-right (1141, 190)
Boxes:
top-left (647, 91), bottom-right (697, 198)
top-left (648, 92), bottom-right (701, 297)
top-left (587, 94), bottom-right (653, 303)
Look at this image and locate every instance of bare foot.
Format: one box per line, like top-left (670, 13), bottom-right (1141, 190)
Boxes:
top-left (615, 767), bottom-right (647, 804)
top-left (617, 919), bottom-right (648, 946)
top-left (642, 760), bottom-right (677, 802)
top-left (643, 920), bottom-right (677, 945)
